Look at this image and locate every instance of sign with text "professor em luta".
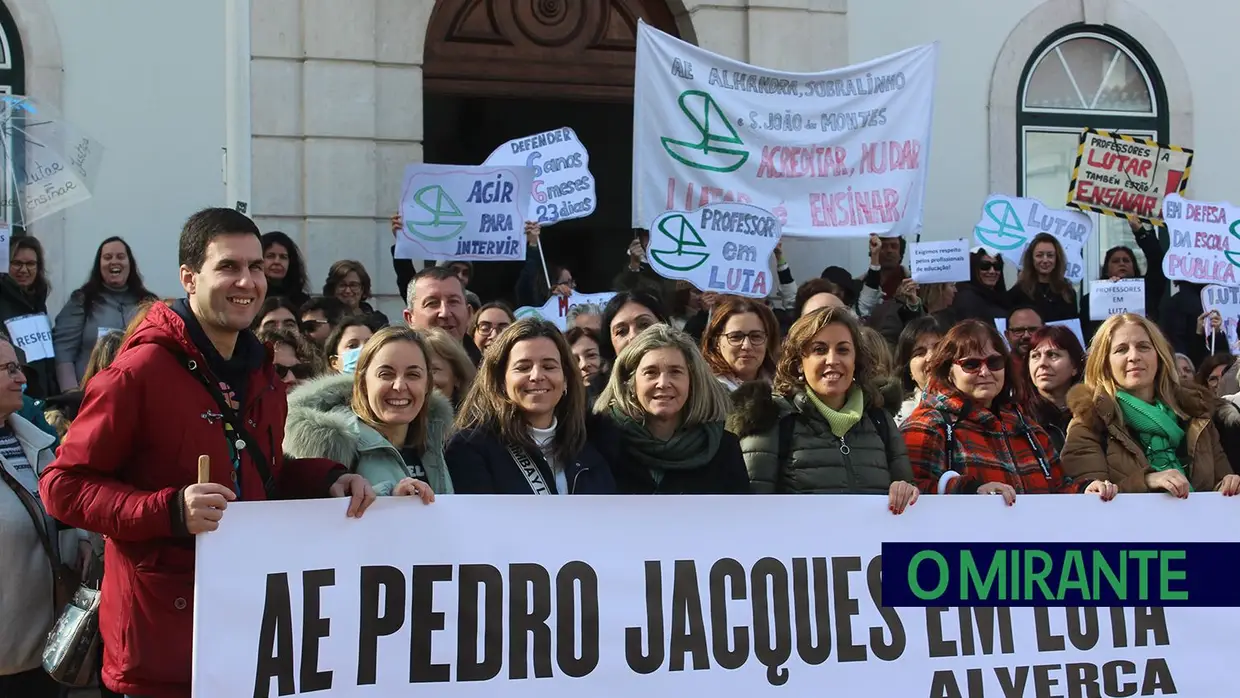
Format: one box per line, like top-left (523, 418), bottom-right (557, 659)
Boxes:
top-left (193, 495), bottom-right (1238, 697)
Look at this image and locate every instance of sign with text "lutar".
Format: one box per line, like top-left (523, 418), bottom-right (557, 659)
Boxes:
top-left (1067, 129), bottom-right (1192, 226)
top-left (397, 163), bottom-right (534, 262)
top-left (193, 495), bottom-right (1238, 697)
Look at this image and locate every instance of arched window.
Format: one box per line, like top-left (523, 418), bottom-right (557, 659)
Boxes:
top-left (1017, 26), bottom-right (1167, 280)
top-left (0, 2), bottom-right (23, 230)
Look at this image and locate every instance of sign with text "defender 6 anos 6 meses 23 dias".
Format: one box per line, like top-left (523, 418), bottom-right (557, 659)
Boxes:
top-left (193, 494), bottom-right (1239, 697)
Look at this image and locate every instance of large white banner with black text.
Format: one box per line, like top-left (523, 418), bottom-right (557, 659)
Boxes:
top-left (194, 495), bottom-right (1235, 696)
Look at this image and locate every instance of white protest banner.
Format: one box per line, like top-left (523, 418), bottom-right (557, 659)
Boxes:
top-left (1200, 285), bottom-right (1240, 354)
top-left (645, 202), bottom-right (779, 298)
top-left (1088, 279), bottom-right (1146, 320)
top-left (995, 317), bottom-right (1085, 349)
top-left (909, 238), bottom-right (969, 283)
top-left (514, 291), bottom-right (616, 332)
top-left (397, 164), bottom-right (534, 262)
top-left (972, 195), bottom-right (1091, 282)
top-left (483, 127), bottom-right (595, 227)
top-left (194, 495), bottom-right (1236, 697)
top-left (4, 313), bottom-right (52, 361)
top-left (0, 223), bottom-right (9, 272)
top-left (632, 21), bottom-right (937, 239)
top-left (1067, 129), bottom-right (1193, 225)
top-left (1160, 193), bottom-right (1240, 285)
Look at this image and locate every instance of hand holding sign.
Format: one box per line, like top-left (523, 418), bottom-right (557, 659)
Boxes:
top-left (646, 202), bottom-right (780, 299)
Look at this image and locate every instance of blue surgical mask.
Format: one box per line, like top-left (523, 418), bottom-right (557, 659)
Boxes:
top-left (340, 347), bottom-right (362, 374)
top-left (20, 383), bottom-right (26, 394)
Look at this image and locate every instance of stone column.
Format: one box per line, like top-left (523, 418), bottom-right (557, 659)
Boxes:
top-left (249, 0), bottom-right (430, 319)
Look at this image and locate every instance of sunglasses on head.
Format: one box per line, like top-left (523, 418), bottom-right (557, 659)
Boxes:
top-left (977, 261), bottom-right (1002, 272)
top-left (954, 355), bottom-right (1005, 374)
top-left (275, 363), bottom-right (313, 380)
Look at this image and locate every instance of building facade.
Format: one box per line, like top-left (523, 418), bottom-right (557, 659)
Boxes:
top-left (1, 0), bottom-right (1230, 317)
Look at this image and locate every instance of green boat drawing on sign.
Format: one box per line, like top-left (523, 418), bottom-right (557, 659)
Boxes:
top-left (651, 213), bottom-right (710, 272)
top-left (660, 90), bottom-right (750, 174)
top-left (407, 185), bottom-right (467, 241)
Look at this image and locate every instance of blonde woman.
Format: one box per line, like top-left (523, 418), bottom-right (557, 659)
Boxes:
top-left (422, 326), bottom-right (476, 409)
top-left (728, 308), bottom-right (918, 512)
top-left (445, 318), bottom-right (616, 494)
top-left (594, 324), bottom-right (747, 494)
top-left (285, 326), bottom-right (450, 498)
top-left (1063, 313), bottom-right (1240, 497)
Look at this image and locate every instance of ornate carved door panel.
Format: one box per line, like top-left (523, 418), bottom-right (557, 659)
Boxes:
top-left (424, 0), bottom-right (682, 101)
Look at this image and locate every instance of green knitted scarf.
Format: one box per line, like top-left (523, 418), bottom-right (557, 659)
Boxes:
top-left (1115, 390), bottom-right (1191, 490)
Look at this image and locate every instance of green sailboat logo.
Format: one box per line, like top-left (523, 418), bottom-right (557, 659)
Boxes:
top-left (406, 185), bottom-right (467, 241)
top-left (651, 214), bottom-right (710, 272)
top-left (660, 90), bottom-right (749, 173)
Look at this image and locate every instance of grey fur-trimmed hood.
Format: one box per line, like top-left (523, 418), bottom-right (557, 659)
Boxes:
top-left (284, 373), bottom-right (456, 467)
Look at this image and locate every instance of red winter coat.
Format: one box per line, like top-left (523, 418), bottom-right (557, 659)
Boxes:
top-left (39, 302), bottom-right (342, 698)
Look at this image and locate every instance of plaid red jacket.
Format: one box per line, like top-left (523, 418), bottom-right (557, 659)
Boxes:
top-left (900, 381), bottom-right (1088, 495)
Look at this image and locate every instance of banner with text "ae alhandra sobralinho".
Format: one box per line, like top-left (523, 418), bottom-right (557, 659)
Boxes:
top-left (632, 21), bottom-right (937, 239)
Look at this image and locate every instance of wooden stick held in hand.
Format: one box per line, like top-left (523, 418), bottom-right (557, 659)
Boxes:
top-left (197, 455), bottom-right (210, 485)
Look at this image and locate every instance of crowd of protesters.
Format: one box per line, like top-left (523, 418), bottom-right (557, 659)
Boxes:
top-left (0, 206), bottom-right (1237, 698)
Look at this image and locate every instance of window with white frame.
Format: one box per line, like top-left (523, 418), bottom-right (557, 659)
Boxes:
top-left (1017, 26), bottom-right (1167, 285)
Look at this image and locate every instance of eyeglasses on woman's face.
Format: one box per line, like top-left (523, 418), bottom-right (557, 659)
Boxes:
top-left (723, 330), bottom-right (767, 347)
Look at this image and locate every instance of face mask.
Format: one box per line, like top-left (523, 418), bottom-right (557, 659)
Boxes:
top-left (20, 383), bottom-right (26, 394)
top-left (339, 347), bottom-right (362, 374)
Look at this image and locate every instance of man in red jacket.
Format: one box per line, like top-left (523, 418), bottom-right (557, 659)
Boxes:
top-left (39, 208), bottom-right (375, 698)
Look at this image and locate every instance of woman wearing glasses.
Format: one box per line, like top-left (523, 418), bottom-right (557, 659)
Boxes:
top-left (699, 297), bottom-right (781, 392)
top-left (901, 320), bottom-right (1117, 503)
top-left (728, 308), bottom-right (919, 511)
top-left (469, 302), bottom-right (516, 354)
top-left (951, 249), bottom-right (1011, 325)
top-left (0, 237), bottom-right (57, 397)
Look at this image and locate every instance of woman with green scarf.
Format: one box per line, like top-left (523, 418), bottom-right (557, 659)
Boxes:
top-left (593, 324), bottom-right (748, 494)
top-left (1063, 313), bottom-right (1240, 497)
top-left (727, 308), bottom-right (919, 513)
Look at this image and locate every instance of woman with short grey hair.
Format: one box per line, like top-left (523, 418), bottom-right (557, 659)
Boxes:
top-left (593, 324), bottom-right (748, 494)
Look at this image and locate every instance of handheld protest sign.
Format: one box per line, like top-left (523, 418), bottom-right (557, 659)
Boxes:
top-left (972, 194), bottom-right (1091, 282)
top-left (198, 455), bottom-right (210, 485)
top-left (484, 127), bottom-right (596, 227)
top-left (646, 202), bottom-right (780, 299)
top-left (1160, 193), bottom-right (1240, 285)
top-left (1066, 128), bottom-right (1192, 226)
